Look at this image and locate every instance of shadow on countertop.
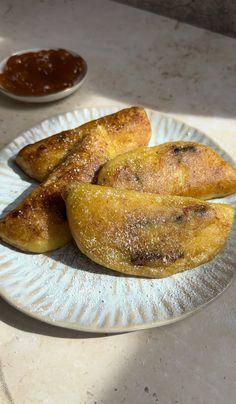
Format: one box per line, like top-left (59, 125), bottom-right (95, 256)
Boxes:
top-left (114, 0), bottom-right (236, 38)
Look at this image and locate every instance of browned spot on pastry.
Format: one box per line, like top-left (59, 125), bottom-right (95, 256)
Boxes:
top-left (44, 192), bottom-right (67, 221)
top-left (192, 205), bottom-right (209, 216)
top-left (131, 250), bottom-right (184, 266)
top-left (10, 208), bottom-right (26, 219)
top-left (184, 204), bottom-right (209, 217)
top-left (174, 213), bottom-right (185, 223)
top-left (38, 144), bottom-right (47, 153)
top-left (172, 144), bottom-right (197, 154)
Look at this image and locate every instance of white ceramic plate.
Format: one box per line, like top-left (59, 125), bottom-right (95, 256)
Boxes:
top-left (0, 48), bottom-right (88, 103)
top-left (0, 106), bottom-right (235, 333)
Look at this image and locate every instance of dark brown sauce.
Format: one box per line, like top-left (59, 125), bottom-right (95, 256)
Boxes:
top-left (0, 49), bottom-right (85, 96)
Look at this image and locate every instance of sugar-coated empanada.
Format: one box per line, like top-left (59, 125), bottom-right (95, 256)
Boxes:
top-left (66, 184), bottom-right (234, 278)
top-left (98, 141), bottom-right (236, 199)
top-left (16, 107), bottom-right (151, 181)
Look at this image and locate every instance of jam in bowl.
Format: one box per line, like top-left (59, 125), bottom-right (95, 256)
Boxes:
top-left (0, 48), bottom-right (87, 102)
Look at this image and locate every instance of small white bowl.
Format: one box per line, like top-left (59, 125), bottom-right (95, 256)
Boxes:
top-left (0, 48), bottom-right (88, 103)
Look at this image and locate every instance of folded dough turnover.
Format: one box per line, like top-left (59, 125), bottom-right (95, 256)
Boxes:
top-left (98, 141), bottom-right (236, 199)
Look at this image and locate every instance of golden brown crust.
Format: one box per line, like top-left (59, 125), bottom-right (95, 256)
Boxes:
top-left (66, 184), bottom-right (234, 278)
top-left (98, 141), bottom-right (236, 199)
top-left (0, 112), bottom-right (151, 253)
top-left (16, 107), bottom-right (151, 181)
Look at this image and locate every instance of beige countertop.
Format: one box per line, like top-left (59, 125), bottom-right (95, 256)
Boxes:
top-left (0, 1), bottom-right (236, 403)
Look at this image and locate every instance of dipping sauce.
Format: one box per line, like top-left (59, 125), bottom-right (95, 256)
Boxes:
top-left (0, 49), bottom-right (85, 96)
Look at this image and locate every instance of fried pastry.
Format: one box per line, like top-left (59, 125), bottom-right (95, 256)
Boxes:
top-left (0, 118), bottom-right (151, 253)
top-left (16, 107), bottom-right (151, 181)
top-left (98, 141), bottom-right (236, 199)
top-left (65, 184), bottom-right (234, 278)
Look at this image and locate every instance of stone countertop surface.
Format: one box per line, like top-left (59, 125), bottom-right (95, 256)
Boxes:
top-left (0, 1), bottom-right (236, 403)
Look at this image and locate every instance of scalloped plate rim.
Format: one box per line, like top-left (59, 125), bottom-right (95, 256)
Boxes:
top-left (0, 274), bottom-right (234, 334)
